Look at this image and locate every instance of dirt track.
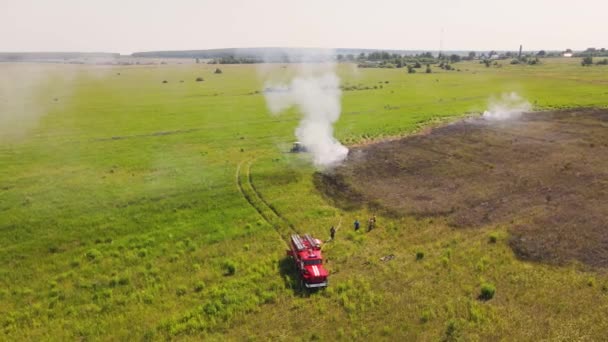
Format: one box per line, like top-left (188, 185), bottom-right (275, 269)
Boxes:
top-left (316, 108), bottom-right (608, 267)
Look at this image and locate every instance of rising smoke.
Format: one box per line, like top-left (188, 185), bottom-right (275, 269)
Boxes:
top-left (0, 64), bottom-right (82, 142)
top-left (482, 92), bottom-right (532, 121)
top-left (262, 50), bottom-right (348, 168)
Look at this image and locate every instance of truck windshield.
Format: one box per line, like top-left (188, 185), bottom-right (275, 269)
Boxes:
top-left (304, 259), bottom-right (322, 266)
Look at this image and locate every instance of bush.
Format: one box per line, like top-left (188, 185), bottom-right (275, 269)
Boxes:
top-left (195, 77), bottom-right (204, 82)
top-left (416, 251), bottom-right (425, 260)
top-left (420, 308), bottom-right (434, 323)
top-left (162, 80), bottom-right (168, 83)
top-left (85, 249), bottom-right (102, 261)
top-left (426, 65), bottom-right (431, 73)
top-left (176, 286), bottom-right (187, 297)
top-left (193, 282), bottom-right (205, 292)
top-left (488, 233), bottom-right (498, 244)
top-left (479, 283), bottom-right (496, 301)
top-left (444, 319), bottom-right (460, 341)
top-left (224, 260), bottom-right (237, 275)
top-left (582, 56), bottom-right (593, 66)
top-left (214, 68), bottom-right (222, 74)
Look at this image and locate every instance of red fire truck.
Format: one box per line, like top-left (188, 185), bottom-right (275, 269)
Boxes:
top-left (287, 234), bottom-right (329, 289)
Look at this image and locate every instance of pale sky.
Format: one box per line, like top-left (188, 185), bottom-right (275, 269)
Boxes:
top-left (1, 0), bottom-right (606, 54)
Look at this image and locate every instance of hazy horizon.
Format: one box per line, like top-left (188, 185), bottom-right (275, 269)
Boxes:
top-left (2, 0), bottom-right (606, 54)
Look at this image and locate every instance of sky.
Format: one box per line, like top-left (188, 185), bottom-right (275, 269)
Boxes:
top-left (1, 0), bottom-right (606, 54)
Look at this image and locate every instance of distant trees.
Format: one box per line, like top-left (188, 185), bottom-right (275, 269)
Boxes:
top-left (449, 54), bottom-right (461, 63)
top-left (213, 56), bottom-right (261, 64)
top-left (537, 50), bottom-right (546, 57)
top-left (468, 51), bottom-right (476, 60)
top-left (367, 51), bottom-right (392, 61)
top-left (597, 58), bottom-right (608, 65)
top-left (575, 47), bottom-right (608, 57)
top-left (582, 56), bottom-right (593, 66)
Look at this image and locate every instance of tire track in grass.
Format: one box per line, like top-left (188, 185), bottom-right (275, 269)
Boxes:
top-left (246, 160), bottom-right (299, 234)
top-left (236, 159), bottom-right (297, 243)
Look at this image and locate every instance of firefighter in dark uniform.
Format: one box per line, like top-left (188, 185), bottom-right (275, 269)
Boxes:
top-left (330, 226), bottom-right (336, 240)
top-left (354, 219), bottom-right (360, 232)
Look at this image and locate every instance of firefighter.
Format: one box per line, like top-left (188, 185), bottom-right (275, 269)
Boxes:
top-left (354, 219), bottom-right (360, 232)
top-left (368, 217), bottom-right (374, 231)
top-left (330, 226), bottom-right (336, 240)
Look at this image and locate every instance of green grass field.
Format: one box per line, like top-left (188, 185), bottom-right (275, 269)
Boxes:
top-left (1, 58), bottom-right (608, 340)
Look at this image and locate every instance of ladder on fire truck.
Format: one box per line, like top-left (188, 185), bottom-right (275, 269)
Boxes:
top-left (291, 234), bottom-right (321, 251)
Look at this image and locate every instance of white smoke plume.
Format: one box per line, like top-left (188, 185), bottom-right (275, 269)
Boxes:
top-left (482, 92), bottom-right (532, 121)
top-left (0, 64), bottom-right (80, 142)
top-left (262, 50), bottom-right (348, 168)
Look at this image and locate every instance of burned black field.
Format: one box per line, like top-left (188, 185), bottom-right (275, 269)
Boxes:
top-left (317, 108), bottom-right (608, 268)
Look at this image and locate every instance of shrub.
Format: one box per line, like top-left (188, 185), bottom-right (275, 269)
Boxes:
top-left (196, 77), bottom-right (204, 82)
top-left (416, 251), bottom-right (425, 260)
top-left (224, 260), bottom-right (237, 275)
top-left (420, 308), bottom-right (434, 323)
top-left (214, 68), bottom-right (222, 74)
top-left (162, 80), bottom-right (168, 83)
top-left (582, 56), bottom-right (593, 66)
top-left (488, 233), bottom-right (498, 244)
top-left (444, 319), bottom-right (459, 341)
top-left (176, 286), bottom-right (187, 297)
top-left (479, 283), bottom-right (496, 301)
top-left (85, 249), bottom-right (102, 261)
top-left (193, 282), bottom-right (205, 292)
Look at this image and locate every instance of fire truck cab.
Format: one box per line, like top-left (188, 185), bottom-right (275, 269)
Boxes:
top-left (287, 234), bottom-right (329, 289)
